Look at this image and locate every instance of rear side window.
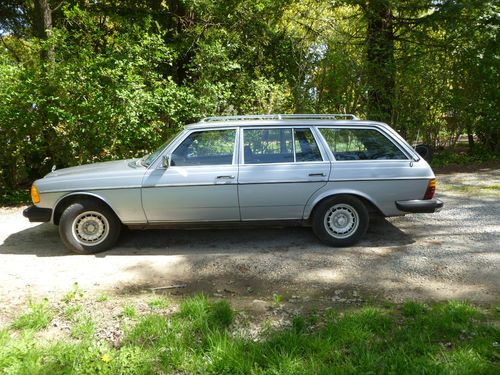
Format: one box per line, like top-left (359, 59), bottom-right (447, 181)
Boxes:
top-left (243, 128), bottom-right (294, 164)
top-left (319, 128), bottom-right (407, 160)
top-left (294, 128), bottom-right (322, 162)
top-left (243, 128), bottom-right (323, 164)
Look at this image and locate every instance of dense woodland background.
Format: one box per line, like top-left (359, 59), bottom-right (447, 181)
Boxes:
top-left (0, 0), bottom-right (498, 191)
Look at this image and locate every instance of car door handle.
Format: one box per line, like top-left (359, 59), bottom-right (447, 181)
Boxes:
top-left (216, 175), bottom-right (235, 179)
top-left (308, 173), bottom-right (326, 177)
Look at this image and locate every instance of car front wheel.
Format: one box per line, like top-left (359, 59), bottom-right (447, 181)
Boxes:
top-left (312, 195), bottom-right (369, 246)
top-left (59, 199), bottom-right (121, 254)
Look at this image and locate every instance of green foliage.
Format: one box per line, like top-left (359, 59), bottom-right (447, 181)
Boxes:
top-left (0, 188), bottom-right (30, 206)
top-left (432, 145), bottom-right (500, 167)
top-left (0, 0), bottom-right (498, 192)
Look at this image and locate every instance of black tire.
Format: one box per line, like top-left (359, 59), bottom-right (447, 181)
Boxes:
top-left (312, 195), bottom-right (369, 246)
top-left (58, 199), bottom-right (121, 254)
top-left (415, 144), bottom-right (433, 163)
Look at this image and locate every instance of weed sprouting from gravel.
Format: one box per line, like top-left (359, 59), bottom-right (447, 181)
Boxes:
top-left (12, 299), bottom-right (54, 331)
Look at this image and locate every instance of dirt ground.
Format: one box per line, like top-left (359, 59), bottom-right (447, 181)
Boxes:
top-left (1, 169), bottom-right (499, 325)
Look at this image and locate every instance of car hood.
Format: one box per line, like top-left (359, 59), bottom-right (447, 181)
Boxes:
top-left (45, 159), bottom-right (139, 178)
top-left (36, 159), bottom-right (147, 193)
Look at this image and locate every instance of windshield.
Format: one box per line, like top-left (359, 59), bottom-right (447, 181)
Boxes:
top-left (141, 130), bottom-right (182, 167)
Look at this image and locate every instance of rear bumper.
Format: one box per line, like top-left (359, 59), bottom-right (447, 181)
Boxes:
top-left (23, 205), bottom-right (52, 222)
top-left (396, 198), bottom-right (443, 214)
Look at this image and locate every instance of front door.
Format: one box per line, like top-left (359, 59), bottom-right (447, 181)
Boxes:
top-left (141, 128), bottom-right (240, 222)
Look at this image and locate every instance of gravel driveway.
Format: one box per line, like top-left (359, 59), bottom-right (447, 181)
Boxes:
top-left (1, 169), bottom-right (499, 317)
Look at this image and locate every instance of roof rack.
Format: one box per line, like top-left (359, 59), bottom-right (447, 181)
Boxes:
top-left (200, 114), bottom-right (360, 122)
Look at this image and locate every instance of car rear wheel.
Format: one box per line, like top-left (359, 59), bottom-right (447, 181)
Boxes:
top-left (312, 195), bottom-right (369, 246)
top-left (59, 199), bottom-right (121, 254)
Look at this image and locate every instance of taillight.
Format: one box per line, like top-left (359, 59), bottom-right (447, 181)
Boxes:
top-left (423, 179), bottom-right (436, 200)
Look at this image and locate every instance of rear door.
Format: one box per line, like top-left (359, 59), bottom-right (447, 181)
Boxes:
top-left (238, 127), bottom-right (330, 220)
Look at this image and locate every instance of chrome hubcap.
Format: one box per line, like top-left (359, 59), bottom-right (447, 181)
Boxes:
top-left (72, 211), bottom-right (109, 246)
top-left (324, 204), bottom-right (359, 239)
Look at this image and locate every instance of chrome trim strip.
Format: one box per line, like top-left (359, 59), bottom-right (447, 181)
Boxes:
top-left (329, 177), bottom-right (430, 182)
top-left (143, 177), bottom-right (428, 188)
top-left (142, 183), bottom-right (233, 188)
top-left (41, 186), bottom-right (141, 193)
top-left (41, 176), bottom-right (430, 194)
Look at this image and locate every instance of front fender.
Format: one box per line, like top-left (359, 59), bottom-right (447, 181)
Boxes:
top-left (51, 189), bottom-right (146, 224)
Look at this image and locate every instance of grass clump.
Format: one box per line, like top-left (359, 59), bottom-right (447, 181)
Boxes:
top-left (96, 293), bottom-right (109, 303)
top-left (12, 299), bottom-right (54, 331)
top-left (122, 304), bottom-right (137, 318)
top-left (148, 296), bottom-right (170, 310)
top-left (62, 283), bottom-right (84, 304)
top-left (1, 298), bottom-right (498, 374)
top-left (70, 315), bottom-right (95, 340)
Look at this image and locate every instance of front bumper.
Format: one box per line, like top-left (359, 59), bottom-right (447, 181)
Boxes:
top-left (23, 205), bottom-right (52, 222)
top-left (395, 198), bottom-right (443, 214)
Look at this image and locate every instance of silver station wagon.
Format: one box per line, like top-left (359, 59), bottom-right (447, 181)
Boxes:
top-left (24, 114), bottom-right (443, 254)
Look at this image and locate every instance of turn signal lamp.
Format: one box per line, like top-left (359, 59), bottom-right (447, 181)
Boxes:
top-left (31, 184), bottom-right (40, 204)
top-left (423, 179), bottom-right (436, 200)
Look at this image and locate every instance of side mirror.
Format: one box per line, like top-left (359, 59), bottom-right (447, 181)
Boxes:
top-left (162, 155), bottom-right (171, 168)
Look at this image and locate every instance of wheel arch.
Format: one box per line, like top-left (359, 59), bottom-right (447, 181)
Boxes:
top-left (52, 192), bottom-right (121, 225)
top-left (305, 190), bottom-right (384, 222)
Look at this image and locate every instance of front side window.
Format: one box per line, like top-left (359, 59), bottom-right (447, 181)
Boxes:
top-left (319, 128), bottom-right (407, 160)
top-left (171, 129), bottom-right (236, 166)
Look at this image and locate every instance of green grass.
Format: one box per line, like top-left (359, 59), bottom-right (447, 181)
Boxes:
top-left (96, 293), bottom-right (109, 303)
top-left (441, 183), bottom-right (500, 197)
top-left (70, 314), bottom-right (95, 340)
top-left (122, 304), bottom-right (137, 318)
top-left (1, 297), bottom-right (499, 374)
top-left (12, 299), bottom-right (54, 331)
top-left (62, 304), bottom-right (82, 321)
top-left (147, 296), bottom-right (170, 310)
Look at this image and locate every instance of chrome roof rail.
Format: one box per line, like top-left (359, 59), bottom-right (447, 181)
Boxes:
top-left (200, 114), bottom-right (360, 122)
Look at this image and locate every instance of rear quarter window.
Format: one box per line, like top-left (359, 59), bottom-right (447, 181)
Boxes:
top-left (319, 128), bottom-right (408, 161)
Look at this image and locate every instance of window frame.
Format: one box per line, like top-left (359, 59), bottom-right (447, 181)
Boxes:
top-left (240, 126), bottom-right (326, 165)
top-left (316, 126), bottom-right (411, 162)
top-left (168, 127), bottom-right (239, 167)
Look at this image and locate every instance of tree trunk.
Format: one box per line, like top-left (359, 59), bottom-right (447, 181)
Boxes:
top-left (466, 124), bottom-right (475, 152)
top-left (33, 0), bottom-right (53, 60)
top-left (365, 0), bottom-right (395, 124)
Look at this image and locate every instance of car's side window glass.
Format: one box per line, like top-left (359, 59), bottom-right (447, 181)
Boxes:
top-left (243, 128), bottom-right (293, 164)
top-left (294, 128), bottom-right (323, 162)
top-left (171, 129), bottom-right (236, 166)
top-left (320, 128), bottom-right (407, 160)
